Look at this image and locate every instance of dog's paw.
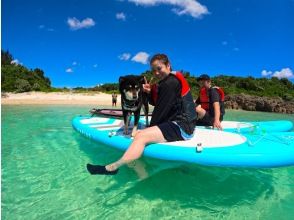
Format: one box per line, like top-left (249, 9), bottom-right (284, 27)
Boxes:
top-left (131, 131), bottom-right (141, 137)
top-left (131, 128), bottom-right (140, 137)
top-left (131, 131), bottom-right (136, 137)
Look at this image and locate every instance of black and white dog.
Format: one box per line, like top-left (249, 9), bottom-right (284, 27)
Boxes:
top-left (119, 75), bottom-right (149, 136)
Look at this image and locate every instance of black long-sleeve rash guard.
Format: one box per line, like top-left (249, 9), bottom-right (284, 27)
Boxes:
top-left (149, 74), bottom-right (182, 127)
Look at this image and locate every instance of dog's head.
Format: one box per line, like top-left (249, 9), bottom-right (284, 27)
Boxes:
top-left (119, 75), bottom-right (145, 101)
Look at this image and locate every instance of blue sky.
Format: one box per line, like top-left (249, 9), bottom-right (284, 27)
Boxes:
top-left (2, 0), bottom-right (294, 87)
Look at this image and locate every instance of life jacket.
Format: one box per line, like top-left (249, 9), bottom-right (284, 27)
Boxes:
top-left (151, 72), bottom-right (191, 104)
top-left (171, 71), bottom-right (191, 97)
top-left (151, 71), bottom-right (197, 134)
top-left (199, 86), bottom-right (225, 111)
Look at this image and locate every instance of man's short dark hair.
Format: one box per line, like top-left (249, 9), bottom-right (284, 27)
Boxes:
top-left (197, 74), bottom-right (211, 81)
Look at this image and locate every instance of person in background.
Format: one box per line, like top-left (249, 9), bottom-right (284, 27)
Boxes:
top-left (195, 74), bottom-right (225, 130)
top-left (112, 92), bottom-right (117, 107)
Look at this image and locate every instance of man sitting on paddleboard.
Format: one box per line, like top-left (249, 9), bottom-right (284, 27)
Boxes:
top-left (195, 74), bottom-right (225, 130)
top-left (86, 53), bottom-right (197, 175)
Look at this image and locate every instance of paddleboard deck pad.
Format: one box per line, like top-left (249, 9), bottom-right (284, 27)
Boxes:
top-left (73, 116), bottom-right (294, 168)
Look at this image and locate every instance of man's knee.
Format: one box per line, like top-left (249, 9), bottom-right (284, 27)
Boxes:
top-left (195, 105), bottom-right (202, 112)
top-left (195, 106), bottom-right (206, 119)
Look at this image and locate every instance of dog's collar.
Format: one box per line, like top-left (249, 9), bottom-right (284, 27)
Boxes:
top-left (122, 99), bottom-right (140, 111)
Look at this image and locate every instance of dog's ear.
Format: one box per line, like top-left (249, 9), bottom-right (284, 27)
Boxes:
top-left (119, 77), bottom-right (125, 92)
top-left (139, 76), bottom-right (145, 84)
top-left (119, 76), bottom-right (125, 84)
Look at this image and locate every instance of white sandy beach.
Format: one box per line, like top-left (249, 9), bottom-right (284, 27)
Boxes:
top-left (1, 92), bottom-right (121, 105)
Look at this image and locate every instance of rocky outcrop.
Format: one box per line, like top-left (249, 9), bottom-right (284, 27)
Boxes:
top-left (225, 94), bottom-right (294, 114)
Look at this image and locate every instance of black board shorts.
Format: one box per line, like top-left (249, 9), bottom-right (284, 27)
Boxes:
top-left (196, 112), bottom-right (223, 126)
top-left (196, 112), bottom-right (214, 126)
top-left (157, 121), bottom-right (185, 142)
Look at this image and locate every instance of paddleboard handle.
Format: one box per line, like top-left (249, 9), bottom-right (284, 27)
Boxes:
top-left (196, 143), bottom-right (203, 153)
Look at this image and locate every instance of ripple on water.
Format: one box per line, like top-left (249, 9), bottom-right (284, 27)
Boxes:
top-left (2, 106), bottom-right (294, 219)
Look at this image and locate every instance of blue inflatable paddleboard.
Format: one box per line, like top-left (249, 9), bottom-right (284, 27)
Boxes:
top-left (72, 116), bottom-right (294, 168)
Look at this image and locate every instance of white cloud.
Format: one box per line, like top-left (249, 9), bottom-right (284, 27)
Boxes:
top-left (128, 0), bottom-right (209, 18)
top-left (67, 17), bottom-right (95, 30)
top-left (273, 68), bottom-right (294, 79)
top-left (261, 68), bottom-right (294, 79)
top-left (119, 53), bottom-right (131, 60)
top-left (66, 68), bottom-right (73, 73)
top-left (11, 59), bottom-right (22, 65)
top-left (261, 70), bottom-right (272, 77)
top-left (131, 52), bottom-right (150, 64)
top-left (72, 61), bottom-right (78, 66)
top-left (116, 12), bottom-right (126, 21)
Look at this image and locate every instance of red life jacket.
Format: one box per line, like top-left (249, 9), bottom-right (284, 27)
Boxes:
top-left (151, 71), bottom-right (191, 104)
top-left (199, 86), bottom-right (225, 111)
top-left (171, 71), bottom-right (191, 96)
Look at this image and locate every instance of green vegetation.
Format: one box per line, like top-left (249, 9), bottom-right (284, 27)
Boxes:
top-left (141, 70), bottom-right (294, 100)
top-left (49, 85), bottom-right (118, 94)
top-left (211, 75), bottom-right (294, 101)
top-left (1, 50), bottom-right (51, 92)
top-left (91, 83), bottom-right (118, 94)
top-left (1, 50), bottom-right (293, 100)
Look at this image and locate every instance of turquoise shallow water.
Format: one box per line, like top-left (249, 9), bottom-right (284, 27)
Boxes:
top-left (2, 105), bottom-right (294, 220)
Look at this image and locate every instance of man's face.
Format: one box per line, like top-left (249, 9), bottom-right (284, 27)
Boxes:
top-left (199, 79), bottom-right (211, 88)
top-left (150, 60), bottom-right (170, 80)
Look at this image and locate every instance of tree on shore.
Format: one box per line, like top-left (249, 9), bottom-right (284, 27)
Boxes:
top-left (1, 50), bottom-right (51, 92)
top-left (1, 50), bottom-right (13, 65)
top-left (1, 50), bottom-right (293, 100)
